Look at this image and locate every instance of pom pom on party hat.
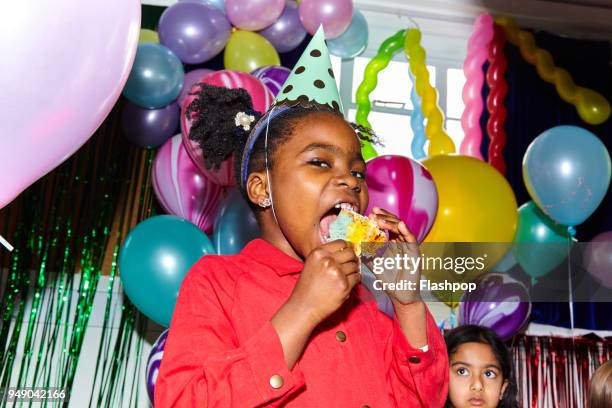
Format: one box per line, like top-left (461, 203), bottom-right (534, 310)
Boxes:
top-left (274, 26), bottom-right (343, 113)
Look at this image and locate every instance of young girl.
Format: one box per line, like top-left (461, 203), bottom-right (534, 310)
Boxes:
top-left (155, 29), bottom-right (448, 407)
top-left (444, 325), bottom-right (519, 408)
top-left (588, 360), bottom-right (612, 408)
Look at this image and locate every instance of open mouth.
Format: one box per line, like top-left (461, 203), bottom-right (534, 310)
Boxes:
top-left (319, 202), bottom-right (358, 243)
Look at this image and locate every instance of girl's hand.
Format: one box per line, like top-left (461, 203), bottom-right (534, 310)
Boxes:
top-left (367, 207), bottom-right (422, 304)
top-left (288, 240), bottom-right (361, 326)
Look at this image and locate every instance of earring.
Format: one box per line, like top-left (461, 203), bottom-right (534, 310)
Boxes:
top-left (258, 197), bottom-right (271, 208)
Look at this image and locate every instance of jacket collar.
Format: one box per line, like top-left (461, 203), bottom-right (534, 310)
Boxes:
top-left (241, 239), bottom-right (304, 276)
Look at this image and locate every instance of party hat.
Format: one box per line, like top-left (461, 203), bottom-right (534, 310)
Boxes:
top-left (274, 26), bottom-right (343, 113)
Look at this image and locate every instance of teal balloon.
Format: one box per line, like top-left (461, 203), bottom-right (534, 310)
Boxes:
top-left (123, 43), bottom-right (184, 109)
top-left (523, 126), bottom-right (611, 227)
top-left (513, 201), bottom-right (572, 280)
top-left (327, 10), bottom-right (368, 59)
top-left (213, 189), bottom-right (260, 255)
top-left (119, 215), bottom-right (213, 326)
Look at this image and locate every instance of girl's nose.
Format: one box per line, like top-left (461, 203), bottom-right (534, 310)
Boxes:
top-left (470, 377), bottom-right (484, 392)
top-left (334, 172), bottom-right (361, 193)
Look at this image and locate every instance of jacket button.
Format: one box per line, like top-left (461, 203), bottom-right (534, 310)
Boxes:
top-left (335, 331), bottom-right (347, 342)
top-left (408, 356), bottom-right (421, 364)
top-left (269, 374), bottom-right (284, 389)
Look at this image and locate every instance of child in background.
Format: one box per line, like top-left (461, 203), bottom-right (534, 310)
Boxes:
top-left (444, 325), bottom-right (519, 408)
top-left (588, 360), bottom-right (612, 408)
top-left (154, 28), bottom-right (449, 407)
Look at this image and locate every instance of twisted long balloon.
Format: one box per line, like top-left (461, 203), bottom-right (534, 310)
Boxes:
top-left (409, 70), bottom-right (426, 160)
top-left (459, 13), bottom-right (494, 159)
top-left (486, 24), bottom-right (508, 175)
top-left (496, 16), bottom-right (610, 125)
top-left (404, 29), bottom-right (455, 156)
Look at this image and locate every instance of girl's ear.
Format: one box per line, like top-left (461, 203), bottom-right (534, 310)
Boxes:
top-left (246, 171), bottom-right (269, 207)
top-left (499, 380), bottom-right (509, 401)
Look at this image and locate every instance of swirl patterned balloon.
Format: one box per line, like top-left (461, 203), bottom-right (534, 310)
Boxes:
top-left (365, 155), bottom-right (438, 243)
top-left (251, 66), bottom-right (291, 97)
top-left (152, 134), bottom-right (222, 233)
top-left (146, 330), bottom-right (168, 404)
top-left (181, 70), bottom-right (274, 186)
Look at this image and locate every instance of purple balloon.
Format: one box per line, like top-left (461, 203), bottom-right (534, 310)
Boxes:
top-left (459, 274), bottom-right (532, 341)
top-left (259, 1), bottom-right (307, 53)
top-left (152, 135), bottom-right (223, 233)
top-left (584, 231), bottom-right (612, 289)
top-left (298, 0), bottom-right (353, 39)
top-left (251, 66), bottom-right (291, 96)
top-left (178, 69), bottom-right (215, 107)
top-left (121, 102), bottom-right (179, 148)
top-left (365, 155), bottom-right (438, 243)
top-left (158, 1), bottom-right (231, 64)
top-left (146, 330), bottom-right (168, 404)
top-left (226, 0), bottom-right (285, 31)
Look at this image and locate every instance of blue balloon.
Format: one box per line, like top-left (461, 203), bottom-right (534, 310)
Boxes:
top-left (409, 70), bottom-right (426, 160)
top-left (213, 189), bottom-right (260, 255)
top-left (123, 43), bottom-right (184, 109)
top-left (327, 10), bottom-right (368, 59)
top-left (523, 126), bottom-right (611, 226)
top-left (119, 215), bottom-right (213, 327)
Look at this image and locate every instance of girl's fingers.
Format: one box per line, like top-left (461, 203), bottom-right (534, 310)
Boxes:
top-left (398, 221), bottom-right (417, 243)
top-left (372, 207), bottom-right (400, 219)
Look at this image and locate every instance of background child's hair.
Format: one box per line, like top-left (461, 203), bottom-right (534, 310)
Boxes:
top-left (588, 360), bottom-right (612, 408)
top-left (444, 325), bottom-right (519, 408)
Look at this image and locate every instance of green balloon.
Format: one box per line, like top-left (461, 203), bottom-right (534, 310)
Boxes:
top-left (119, 215), bottom-right (214, 327)
top-left (514, 201), bottom-right (572, 281)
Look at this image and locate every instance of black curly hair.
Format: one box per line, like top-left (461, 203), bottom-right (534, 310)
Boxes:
top-left (444, 325), bottom-right (519, 408)
top-left (184, 84), bottom-right (382, 210)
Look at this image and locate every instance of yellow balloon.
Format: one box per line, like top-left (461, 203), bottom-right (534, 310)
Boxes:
top-left (421, 155), bottom-right (518, 306)
top-left (224, 30), bottom-right (280, 73)
top-left (139, 29), bottom-right (159, 44)
top-left (577, 88), bottom-right (612, 126)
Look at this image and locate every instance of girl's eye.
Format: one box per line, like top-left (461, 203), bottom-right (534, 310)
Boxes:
top-left (309, 159), bottom-right (331, 168)
top-left (484, 370), bottom-right (498, 379)
top-left (456, 367), bottom-right (469, 376)
top-left (351, 170), bottom-right (366, 179)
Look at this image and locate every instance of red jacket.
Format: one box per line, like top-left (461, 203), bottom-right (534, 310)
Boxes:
top-left (155, 239), bottom-right (449, 407)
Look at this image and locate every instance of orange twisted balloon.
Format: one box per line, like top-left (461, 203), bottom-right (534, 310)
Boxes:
top-left (495, 16), bottom-right (610, 125)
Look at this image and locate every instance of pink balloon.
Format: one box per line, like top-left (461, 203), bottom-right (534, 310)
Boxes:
top-left (181, 70), bottom-right (274, 186)
top-left (225, 0), bottom-right (285, 31)
top-left (583, 231), bottom-right (612, 289)
top-left (178, 69), bottom-right (214, 107)
top-left (152, 135), bottom-right (223, 233)
top-left (298, 0), bottom-right (353, 39)
top-left (459, 13), bottom-right (494, 160)
top-left (365, 155), bottom-right (438, 243)
top-left (0, 0), bottom-right (140, 209)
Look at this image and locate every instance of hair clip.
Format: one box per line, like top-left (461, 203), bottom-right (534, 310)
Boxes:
top-left (235, 111), bottom-right (256, 131)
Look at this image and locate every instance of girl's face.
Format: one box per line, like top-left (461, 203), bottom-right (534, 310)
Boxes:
top-left (260, 111), bottom-right (368, 259)
top-left (448, 342), bottom-right (508, 408)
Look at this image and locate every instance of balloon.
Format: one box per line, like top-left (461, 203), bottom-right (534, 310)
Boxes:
top-left (514, 201), bottom-right (571, 281)
top-left (119, 215), bottom-right (214, 327)
top-left (251, 65), bottom-right (291, 96)
top-left (213, 189), bottom-right (261, 255)
top-left (181, 0), bottom-right (226, 13)
top-left (178, 69), bottom-right (215, 107)
top-left (181, 70), bottom-right (274, 186)
top-left (409, 70), bottom-right (426, 160)
top-left (355, 30), bottom-right (405, 160)
top-left (583, 231), bottom-right (612, 289)
top-left (486, 24), bottom-right (508, 175)
top-left (523, 126), bottom-right (611, 226)
top-left (0, 0), bottom-right (139, 210)
top-left (495, 16), bottom-right (610, 125)
top-left (259, 1), bottom-right (307, 53)
top-left (365, 155), bottom-right (438, 243)
top-left (139, 29), bottom-right (159, 44)
top-left (159, 1), bottom-right (231, 64)
top-left (146, 330), bottom-right (168, 405)
top-left (123, 43), bottom-right (184, 109)
top-left (459, 13), bottom-right (494, 160)
top-left (405, 29), bottom-right (456, 157)
top-left (327, 10), bottom-right (368, 59)
top-left (152, 135), bottom-right (223, 233)
top-left (298, 0), bottom-right (353, 39)
top-left (226, 0), bottom-right (285, 31)
top-left (120, 102), bottom-right (180, 148)
top-left (224, 30), bottom-right (281, 73)
top-left (459, 273), bottom-right (531, 341)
